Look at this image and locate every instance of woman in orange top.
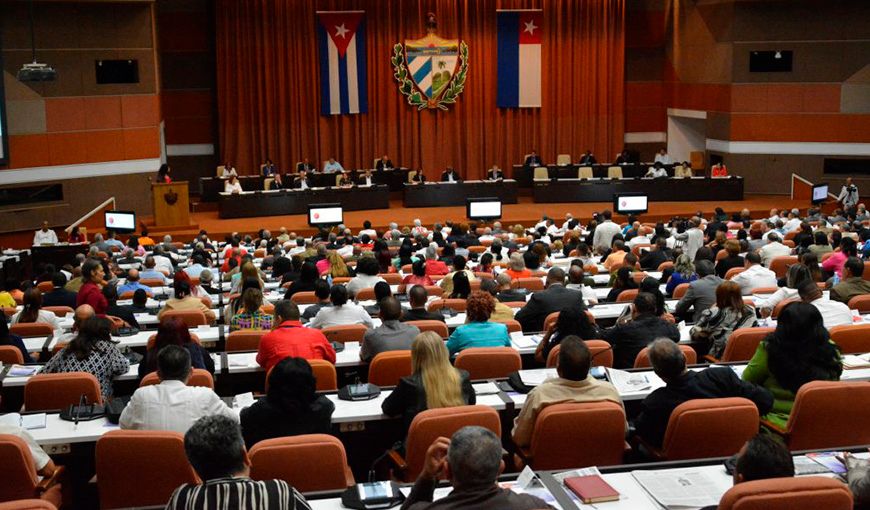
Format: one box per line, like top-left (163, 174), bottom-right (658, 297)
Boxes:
top-left (504, 252), bottom-right (531, 280)
top-left (711, 161), bottom-right (728, 177)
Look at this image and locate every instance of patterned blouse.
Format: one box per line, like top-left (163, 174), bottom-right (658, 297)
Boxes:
top-left (229, 310), bottom-right (274, 332)
top-left (44, 340), bottom-right (130, 399)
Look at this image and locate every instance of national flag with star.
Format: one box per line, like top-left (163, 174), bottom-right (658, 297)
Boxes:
top-left (316, 11), bottom-right (368, 115)
top-left (497, 10), bottom-right (542, 108)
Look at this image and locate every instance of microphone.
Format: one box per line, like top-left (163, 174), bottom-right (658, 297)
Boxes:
top-left (74, 393), bottom-right (85, 429)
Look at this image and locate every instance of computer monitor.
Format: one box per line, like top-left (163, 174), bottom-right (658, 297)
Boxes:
top-left (466, 198), bottom-right (502, 220)
top-left (104, 210), bottom-right (136, 233)
top-left (308, 203), bottom-right (343, 226)
top-left (811, 183), bottom-right (829, 204)
top-left (613, 193), bottom-right (649, 215)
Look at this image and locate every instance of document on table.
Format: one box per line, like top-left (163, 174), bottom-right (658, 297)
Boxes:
top-left (511, 332), bottom-right (540, 350)
top-left (608, 368), bottom-right (653, 393)
top-left (842, 353), bottom-right (870, 369)
top-left (0, 412), bottom-right (47, 430)
top-left (631, 469), bottom-right (720, 509)
top-left (473, 382), bottom-right (502, 395)
top-left (519, 368), bottom-right (558, 387)
top-left (7, 364), bottom-right (41, 377)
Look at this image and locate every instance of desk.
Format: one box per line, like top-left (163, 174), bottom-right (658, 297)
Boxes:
top-left (512, 163), bottom-right (675, 187)
top-left (217, 186), bottom-right (390, 219)
top-left (199, 175), bottom-right (265, 201)
top-left (200, 169), bottom-right (411, 201)
top-left (403, 180), bottom-right (519, 207)
top-left (532, 177), bottom-right (745, 203)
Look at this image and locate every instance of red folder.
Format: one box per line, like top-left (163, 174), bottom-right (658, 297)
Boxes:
top-left (564, 475), bottom-right (620, 504)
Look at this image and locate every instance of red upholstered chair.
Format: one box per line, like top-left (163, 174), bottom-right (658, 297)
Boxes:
top-left (494, 318), bottom-right (523, 333)
top-left (657, 261), bottom-right (674, 272)
top-left (0, 500), bottom-right (58, 510)
top-left (634, 345), bottom-right (697, 368)
top-left (705, 327), bottom-right (774, 363)
top-left (226, 330), bottom-right (266, 352)
top-left (355, 287), bottom-right (377, 301)
top-left (0, 346), bottom-right (24, 365)
top-left (763, 380), bottom-right (870, 450)
top-left (9, 323), bottom-right (54, 338)
top-left (829, 324), bottom-right (870, 354)
top-left (388, 405), bottom-right (501, 482)
top-left (516, 402), bottom-right (626, 470)
top-left (36, 282), bottom-right (53, 293)
top-left (454, 347), bottom-right (521, 380)
top-left (290, 291), bottom-right (319, 304)
top-left (95, 430), bottom-right (198, 509)
top-left (405, 320), bottom-right (449, 338)
top-left (160, 310), bottom-right (208, 328)
top-left (308, 359), bottom-right (338, 391)
top-left (640, 398), bottom-right (759, 461)
top-left (749, 286), bottom-right (778, 295)
top-left (368, 351), bottom-right (413, 387)
top-left (717, 477), bottom-right (853, 510)
top-left (546, 340), bottom-right (613, 368)
top-left (249, 435), bottom-right (354, 492)
top-left (140, 369), bottom-right (214, 389)
top-left (378, 273), bottom-right (403, 285)
top-left (24, 372), bottom-right (102, 411)
top-left (672, 283), bottom-right (690, 299)
top-left (332, 277), bottom-right (352, 285)
top-left (42, 306), bottom-right (73, 318)
top-left (769, 256), bottom-right (798, 279)
top-left (0, 435), bottom-right (64, 507)
top-left (422, 285), bottom-right (444, 297)
top-left (427, 299), bottom-right (467, 312)
top-left (616, 289), bottom-right (639, 303)
top-left (771, 298), bottom-right (798, 319)
top-left (322, 324), bottom-right (368, 343)
top-left (140, 278), bottom-right (166, 287)
top-left (724, 267), bottom-right (746, 280)
top-left (847, 294), bottom-right (870, 313)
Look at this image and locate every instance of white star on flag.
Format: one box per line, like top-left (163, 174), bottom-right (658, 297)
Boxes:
top-left (335, 23), bottom-right (349, 38)
top-left (523, 19), bottom-right (538, 35)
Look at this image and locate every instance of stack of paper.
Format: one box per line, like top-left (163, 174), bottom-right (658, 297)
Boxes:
top-left (472, 382), bottom-right (502, 395)
top-left (632, 469), bottom-right (721, 509)
top-left (607, 368), bottom-right (654, 393)
top-left (842, 353), bottom-right (870, 369)
top-left (7, 365), bottom-right (41, 377)
top-left (0, 412), bottom-right (47, 430)
top-left (511, 332), bottom-right (540, 350)
top-left (519, 368), bottom-right (558, 387)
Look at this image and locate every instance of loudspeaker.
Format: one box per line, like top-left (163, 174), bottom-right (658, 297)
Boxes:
top-left (95, 59), bottom-right (139, 84)
top-left (749, 51), bottom-right (792, 72)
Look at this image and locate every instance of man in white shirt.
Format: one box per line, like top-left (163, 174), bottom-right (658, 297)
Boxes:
top-left (783, 209), bottom-right (802, 232)
top-left (323, 157), bottom-right (344, 173)
top-left (561, 213), bottom-right (575, 231)
top-left (673, 219), bottom-right (705, 260)
top-left (798, 281), bottom-right (853, 329)
top-left (308, 285), bottom-right (374, 329)
top-left (120, 345), bottom-right (235, 433)
top-left (151, 246), bottom-right (175, 276)
top-left (33, 221), bottom-right (58, 245)
top-left (359, 169), bottom-right (375, 186)
top-left (653, 148), bottom-right (671, 165)
top-left (759, 234), bottom-right (792, 267)
top-left (768, 209), bottom-right (780, 224)
top-left (592, 210), bottom-right (622, 251)
top-left (731, 252), bottom-right (778, 295)
top-left (359, 220), bottom-right (377, 239)
top-left (627, 229), bottom-right (652, 249)
top-left (645, 162), bottom-right (668, 178)
top-left (837, 177), bottom-right (859, 213)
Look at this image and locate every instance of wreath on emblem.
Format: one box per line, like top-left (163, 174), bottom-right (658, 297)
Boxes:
top-left (391, 41), bottom-right (469, 111)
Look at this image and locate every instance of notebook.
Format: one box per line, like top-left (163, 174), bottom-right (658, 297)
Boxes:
top-left (563, 475), bottom-right (619, 504)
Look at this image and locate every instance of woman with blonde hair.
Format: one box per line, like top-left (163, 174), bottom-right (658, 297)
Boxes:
top-left (324, 250), bottom-right (351, 278)
top-left (231, 260), bottom-right (263, 293)
top-left (382, 331), bottom-right (475, 434)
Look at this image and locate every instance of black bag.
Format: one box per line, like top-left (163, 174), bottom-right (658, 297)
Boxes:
top-left (105, 396), bottom-right (130, 424)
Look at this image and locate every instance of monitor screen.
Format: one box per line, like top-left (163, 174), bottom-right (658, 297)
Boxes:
top-left (614, 193), bottom-right (649, 214)
top-left (105, 210), bottom-right (136, 232)
top-left (467, 198), bottom-right (502, 220)
top-left (308, 203), bottom-right (343, 226)
top-left (812, 183), bottom-right (829, 204)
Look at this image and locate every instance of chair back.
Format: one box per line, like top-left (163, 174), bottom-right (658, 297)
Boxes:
top-left (0, 434), bottom-right (39, 502)
top-left (355, 287), bottom-right (377, 301)
top-left (368, 351), bottom-right (413, 387)
top-left (427, 299), bottom-right (467, 312)
top-left (322, 324), bottom-right (368, 343)
top-left (717, 477), bottom-right (853, 510)
top-left (160, 310), bottom-right (207, 328)
top-left (578, 166), bottom-right (593, 179)
top-left (140, 369), bottom-right (214, 389)
top-left (494, 319), bottom-right (522, 333)
top-left (555, 154), bottom-right (571, 166)
top-left (249, 435), bottom-right (354, 492)
top-left (454, 347), bottom-right (521, 380)
top-left (658, 398), bottom-right (758, 460)
top-left (407, 170), bottom-right (417, 182)
top-left (631, 244), bottom-right (651, 258)
top-left (724, 267), bottom-right (746, 280)
top-left (607, 166), bottom-right (623, 179)
top-left (616, 289), bottom-right (639, 303)
top-left (527, 402), bottom-right (626, 470)
top-left (718, 327), bottom-right (774, 362)
top-left (769, 256), bottom-right (798, 279)
top-left (785, 380), bottom-right (870, 450)
top-left (847, 294), bottom-right (870, 313)
top-left (749, 286), bottom-right (778, 295)
top-left (672, 283), bottom-right (690, 299)
top-left (9, 323), bottom-right (54, 338)
top-left (140, 278), bottom-right (166, 287)
top-left (657, 261), bottom-right (674, 272)
top-left (515, 277), bottom-right (544, 292)
top-left (634, 345), bottom-right (696, 368)
top-left (309, 359), bottom-right (338, 391)
top-left (226, 330), bottom-right (266, 352)
top-left (42, 306), bottom-right (73, 318)
top-left (546, 340), bottom-right (612, 368)
top-left (378, 273), bottom-right (402, 285)
top-left (96, 430), bottom-right (198, 509)
top-left (290, 291), bottom-right (319, 304)
top-left (829, 324), bottom-right (870, 354)
top-left (533, 167), bottom-right (548, 180)
top-left (422, 285), bottom-right (444, 297)
top-left (24, 372), bottom-right (102, 411)
top-left (0, 500), bottom-right (58, 509)
top-left (0, 346), bottom-right (24, 364)
top-left (771, 298), bottom-right (798, 319)
top-left (403, 406), bottom-right (501, 482)
top-left (406, 320), bottom-right (448, 338)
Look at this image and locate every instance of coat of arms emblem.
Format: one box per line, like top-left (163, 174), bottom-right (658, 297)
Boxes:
top-left (164, 190), bottom-right (178, 205)
top-left (392, 13), bottom-right (468, 110)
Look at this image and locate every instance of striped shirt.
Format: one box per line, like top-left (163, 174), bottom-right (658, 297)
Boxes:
top-left (165, 478), bottom-right (310, 510)
top-left (229, 311), bottom-right (274, 332)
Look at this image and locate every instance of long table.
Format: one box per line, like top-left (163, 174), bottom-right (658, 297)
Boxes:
top-left (512, 163), bottom-right (677, 187)
top-left (532, 176), bottom-right (744, 203)
top-left (217, 185), bottom-right (391, 219)
top-left (402, 180), bottom-right (519, 207)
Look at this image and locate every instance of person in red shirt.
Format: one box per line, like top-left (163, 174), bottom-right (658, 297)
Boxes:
top-left (423, 246), bottom-right (449, 276)
top-left (77, 258), bottom-right (108, 315)
top-left (256, 300), bottom-right (336, 373)
top-left (711, 161), bottom-right (728, 177)
top-left (157, 163), bottom-right (172, 183)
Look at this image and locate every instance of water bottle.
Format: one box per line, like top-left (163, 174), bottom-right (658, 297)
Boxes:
top-left (832, 273), bottom-right (840, 286)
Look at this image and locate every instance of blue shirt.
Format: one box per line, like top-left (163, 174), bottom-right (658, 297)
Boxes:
top-left (184, 264), bottom-right (205, 278)
top-left (446, 321), bottom-right (511, 357)
top-left (139, 269), bottom-right (168, 283)
top-left (117, 281), bottom-right (154, 297)
top-left (666, 272), bottom-right (698, 296)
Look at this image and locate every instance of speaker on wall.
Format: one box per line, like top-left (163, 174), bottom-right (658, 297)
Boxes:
top-left (749, 51), bottom-right (793, 72)
top-left (95, 59), bottom-right (139, 84)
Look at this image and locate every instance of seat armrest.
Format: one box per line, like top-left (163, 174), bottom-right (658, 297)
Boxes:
top-left (386, 449), bottom-right (408, 478)
top-left (633, 435), bottom-right (665, 461)
top-left (703, 354), bottom-right (719, 363)
top-left (35, 465), bottom-right (65, 495)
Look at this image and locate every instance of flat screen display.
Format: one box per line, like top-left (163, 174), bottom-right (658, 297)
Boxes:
top-left (308, 203), bottom-right (343, 226)
top-left (614, 193), bottom-right (649, 214)
top-left (812, 183), bottom-right (829, 204)
top-left (467, 198), bottom-right (502, 220)
top-left (105, 210), bottom-right (136, 232)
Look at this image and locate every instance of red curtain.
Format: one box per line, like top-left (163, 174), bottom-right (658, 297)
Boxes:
top-left (216, 0), bottom-right (625, 180)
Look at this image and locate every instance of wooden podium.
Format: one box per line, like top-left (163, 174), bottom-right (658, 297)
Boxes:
top-left (151, 181), bottom-right (190, 227)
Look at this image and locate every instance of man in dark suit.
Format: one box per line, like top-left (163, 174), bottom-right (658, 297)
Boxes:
top-left (486, 165), bottom-right (504, 181)
top-left (441, 167), bottom-right (462, 183)
top-left (400, 285), bottom-right (445, 322)
top-left (632, 339), bottom-right (773, 449)
top-left (296, 159), bottom-right (315, 172)
top-left (601, 293), bottom-right (680, 368)
top-left (375, 155), bottom-right (394, 171)
top-left (515, 267), bottom-right (586, 332)
top-left (524, 150), bottom-right (543, 167)
top-left (578, 150), bottom-right (597, 165)
top-left (42, 272), bottom-right (77, 309)
top-left (674, 260), bottom-right (723, 322)
top-left (292, 170), bottom-right (311, 190)
top-left (639, 237), bottom-right (672, 271)
top-left (358, 169), bottom-right (376, 186)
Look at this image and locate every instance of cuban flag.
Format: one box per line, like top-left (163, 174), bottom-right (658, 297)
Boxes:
top-left (316, 11), bottom-right (367, 115)
top-left (497, 10), bottom-right (542, 108)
